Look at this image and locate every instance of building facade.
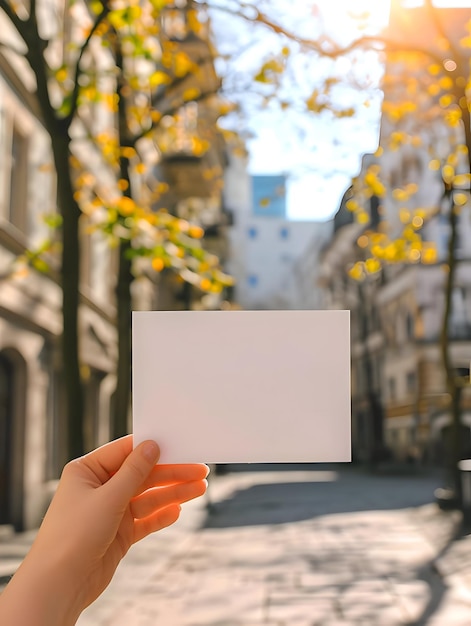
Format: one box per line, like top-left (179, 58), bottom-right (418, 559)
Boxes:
top-left (319, 4), bottom-right (471, 465)
top-left (0, 0), bottom-right (229, 529)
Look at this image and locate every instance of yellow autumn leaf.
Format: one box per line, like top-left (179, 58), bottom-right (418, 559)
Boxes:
top-left (365, 258), bottom-right (381, 273)
top-left (149, 71), bottom-right (171, 88)
top-left (442, 164), bottom-right (455, 184)
top-left (348, 263), bottom-right (364, 281)
top-left (428, 64), bottom-right (441, 75)
top-left (439, 94), bottom-right (454, 108)
top-left (189, 225), bottom-right (204, 238)
top-left (422, 246), bottom-right (437, 264)
top-left (356, 211), bottom-right (369, 225)
top-left (454, 174), bottom-right (471, 186)
top-left (393, 189), bottom-right (409, 202)
top-left (151, 257), bottom-right (165, 272)
top-left (134, 162), bottom-right (147, 174)
top-left (454, 192), bottom-right (469, 206)
top-left (439, 76), bottom-right (454, 90)
top-left (399, 209), bottom-right (410, 223)
top-left (121, 146), bottom-right (136, 159)
top-left (55, 67), bottom-right (68, 83)
top-left (183, 88), bottom-right (201, 101)
top-left (445, 109), bottom-right (462, 127)
top-left (117, 196), bottom-right (135, 216)
top-left (174, 52), bottom-right (194, 77)
top-left (460, 35), bottom-right (471, 48)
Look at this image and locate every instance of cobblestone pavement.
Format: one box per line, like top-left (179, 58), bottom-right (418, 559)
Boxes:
top-left (2, 466), bottom-right (471, 625)
top-left (73, 466), bottom-right (470, 626)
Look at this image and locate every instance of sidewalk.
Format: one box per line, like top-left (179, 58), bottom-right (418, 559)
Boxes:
top-left (2, 467), bottom-right (471, 625)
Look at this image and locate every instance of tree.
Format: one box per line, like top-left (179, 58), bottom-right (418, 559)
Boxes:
top-left (0, 0), bottom-right (233, 458)
top-left (341, 2), bottom-right (471, 503)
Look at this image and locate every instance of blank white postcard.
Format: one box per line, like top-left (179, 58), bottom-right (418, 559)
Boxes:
top-left (132, 310), bottom-right (351, 464)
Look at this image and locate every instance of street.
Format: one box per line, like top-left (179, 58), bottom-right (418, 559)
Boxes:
top-left (75, 465), bottom-right (471, 626)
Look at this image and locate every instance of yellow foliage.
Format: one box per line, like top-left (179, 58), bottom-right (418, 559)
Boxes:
top-left (428, 84), bottom-right (441, 97)
top-left (189, 225), bottom-right (204, 239)
top-left (453, 174), bottom-right (471, 186)
top-left (371, 244), bottom-right (384, 258)
top-left (428, 64), bottom-right (441, 76)
top-left (429, 159), bottom-right (441, 171)
top-left (183, 88), bottom-right (201, 101)
top-left (200, 278), bottom-right (212, 291)
top-left (357, 235), bottom-right (369, 248)
top-left (149, 71), bottom-right (171, 88)
top-left (460, 35), bottom-right (471, 48)
top-left (134, 163), bottom-right (147, 174)
top-left (364, 167), bottom-right (386, 197)
top-left (454, 192), bottom-right (469, 206)
top-left (442, 164), bottom-right (455, 184)
top-left (399, 209), bottom-right (410, 223)
top-left (445, 109), bottom-right (462, 127)
top-left (356, 211), bottom-right (369, 225)
top-left (117, 196), bottom-right (135, 216)
top-left (121, 146), bottom-right (136, 159)
top-left (439, 94), bottom-right (454, 108)
top-left (346, 199), bottom-right (358, 212)
top-left (439, 76), bottom-right (454, 90)
top-left (348, 263), bottom-right (364, 281)
top-left (174, 52), bottom-right (194, 77)
top-left (151, 257), bottom-right (165, 272)
top-left (393, 189), bottom-right (409, 202)
top-left (422, 246), bottom-right (437, 264)
top-left (55, 67), bottom-right (68, 83)
top-left (409, 249), bottom-right (421, 262)
top-left (365, 258), bottom-right (381, 274)
top-left (118, 179), bottom-right (129, 191)
top-left (412, 216), bottom-right (424, 229)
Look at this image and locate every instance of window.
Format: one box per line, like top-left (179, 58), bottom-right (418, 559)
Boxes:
top-left (9, 125), bottom-right (28, 232)
top-left (388, 377), bottom-right (396, 402)
top-left (405, 312), bottom-right (414, 340)
top-left (406, 371), bottom-right (416, 394)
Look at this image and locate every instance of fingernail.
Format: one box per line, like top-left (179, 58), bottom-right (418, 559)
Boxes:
top-left (142, 441), bottom-right (159, 463)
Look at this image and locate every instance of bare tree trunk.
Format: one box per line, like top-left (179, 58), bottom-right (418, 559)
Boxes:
top-left (438, 76), bottom-right (471, 503)
top-left (112, 44), bottom-right (133, 439)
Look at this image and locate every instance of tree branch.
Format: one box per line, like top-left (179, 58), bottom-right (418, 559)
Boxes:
top-left (65, 2), bottom-right (111, 127)
top-left (130, 87), bottom-right (218, 146)
top-left (203, 1), bottom-right (448, 66)
top-left (0, 0), bottom-right (28, 38)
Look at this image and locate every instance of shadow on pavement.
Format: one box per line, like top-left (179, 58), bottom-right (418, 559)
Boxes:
top-left (202, 469), bottom-right (460, 625)
top-left (205, 471), bottom-right (442, 528)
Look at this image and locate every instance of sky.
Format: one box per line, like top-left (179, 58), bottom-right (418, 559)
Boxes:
top-left (210, 0), bottom-right (471, 222)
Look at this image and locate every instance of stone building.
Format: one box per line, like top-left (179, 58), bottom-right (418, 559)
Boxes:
top-left (0, 0), bottom-right (229, 529)
top-left (319, 4), bottom-right (471, 465)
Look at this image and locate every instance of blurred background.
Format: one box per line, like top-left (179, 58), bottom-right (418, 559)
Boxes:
top-left (2, 0), bottom-right (471, 623)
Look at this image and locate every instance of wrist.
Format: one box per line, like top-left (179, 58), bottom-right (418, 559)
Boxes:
top-left (0, 545), bottom-right (84, 626)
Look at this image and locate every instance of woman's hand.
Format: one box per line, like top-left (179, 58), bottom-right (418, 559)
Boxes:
top-left (0, 436), bottom-right (208, 625)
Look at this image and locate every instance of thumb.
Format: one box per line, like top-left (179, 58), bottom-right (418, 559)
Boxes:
top-left (104, 440), bottom-right (160, 504)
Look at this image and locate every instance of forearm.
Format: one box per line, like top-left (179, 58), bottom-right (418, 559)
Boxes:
top-left (0, 547), bottom-right (83, 626)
